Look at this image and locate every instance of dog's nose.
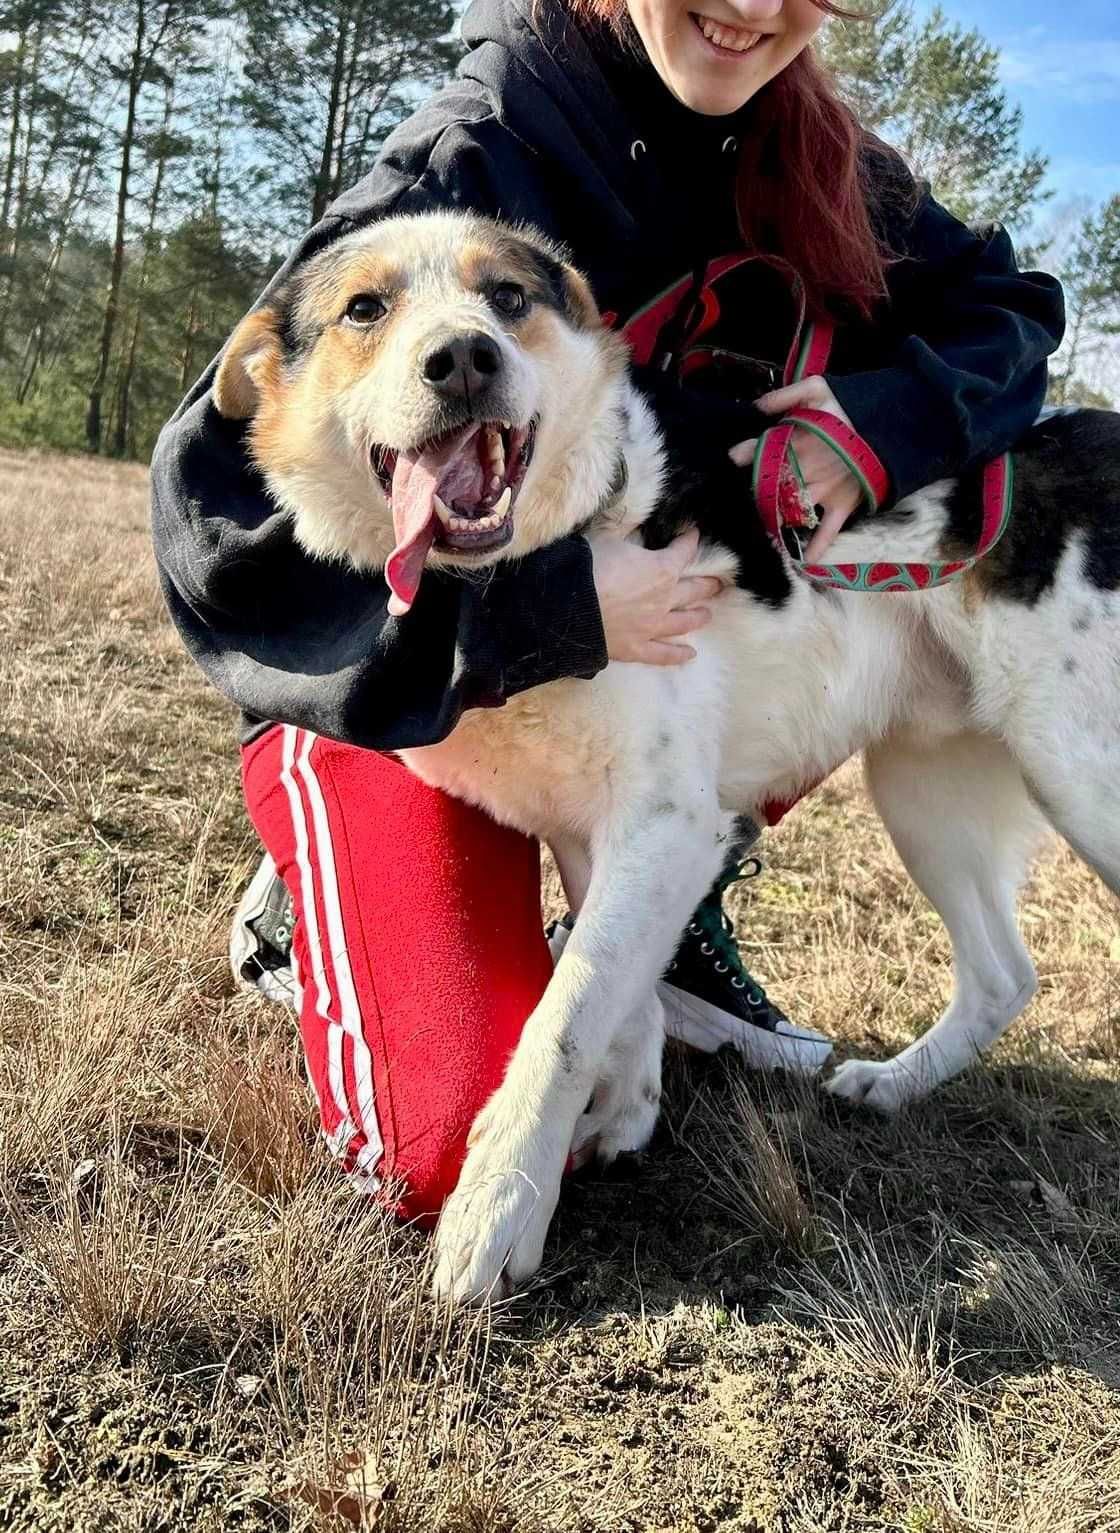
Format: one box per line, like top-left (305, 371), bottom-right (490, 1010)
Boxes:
top-left (420, 333), bottom-right (501, 399)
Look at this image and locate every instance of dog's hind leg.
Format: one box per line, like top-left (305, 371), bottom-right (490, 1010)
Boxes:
top-left (1011, 745), bottom-right (1120, 899)
top-left (570, 990), bottom-right (665, 1166)
top-left (827, 732), bottom-right (1043, 1112)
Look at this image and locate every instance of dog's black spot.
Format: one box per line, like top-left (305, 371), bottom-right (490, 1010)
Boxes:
top-left (642, 1083), bottom-right (661, 1108)
top-left (658, 731), bottom-right (671, 750)
top-left (509, 241), bottom-right (599, 329)
top-left (633, 368), bottom-right (792, 609)
top-left (273, 285), bottom-right (307, 360)
top-left (1074, 610), bottom-right (1093, 633)
top-left (1064, 656), bottom-right (1078, 674)
top-left (951, 409), bottom-right (1120, 605)
top-left (557, 1034), bottom-right (579, 1074)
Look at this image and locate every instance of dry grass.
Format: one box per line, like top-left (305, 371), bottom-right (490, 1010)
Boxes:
top-left (1, 444), bottom-right (1118, 1531)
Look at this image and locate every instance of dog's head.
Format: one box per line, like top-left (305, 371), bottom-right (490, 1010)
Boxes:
top-left (214, 212), bottom-right (632, 614)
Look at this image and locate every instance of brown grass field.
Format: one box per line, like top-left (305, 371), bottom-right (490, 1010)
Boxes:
top-left (2, 444), bottom-right (1119, 1532)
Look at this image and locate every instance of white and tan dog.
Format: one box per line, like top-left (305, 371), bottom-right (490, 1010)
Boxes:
top-left (215, 211), bottom-right (1120, 1304)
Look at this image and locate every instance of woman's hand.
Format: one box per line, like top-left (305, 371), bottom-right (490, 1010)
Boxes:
top-left (729, 376), bottom-right (864, 561)
top-left (592, 527), bottom-right (724, 666)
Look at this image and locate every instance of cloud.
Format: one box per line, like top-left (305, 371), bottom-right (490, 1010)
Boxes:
top-left (999, 37), bottom-right (1120, 105)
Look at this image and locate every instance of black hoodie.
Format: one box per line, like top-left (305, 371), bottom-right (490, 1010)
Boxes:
top-left (150, 0), bottom-right (1065, 751)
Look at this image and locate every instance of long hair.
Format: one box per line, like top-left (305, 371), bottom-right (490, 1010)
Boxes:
top-left (562, 0), bottom-right (902, 318)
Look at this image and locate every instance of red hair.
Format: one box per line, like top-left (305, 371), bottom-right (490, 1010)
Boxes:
top-left (563, 0), bottom-right (901, 319)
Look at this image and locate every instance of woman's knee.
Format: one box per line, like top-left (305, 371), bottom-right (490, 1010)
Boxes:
top-left (240, 725), bottom-right (554, 1225)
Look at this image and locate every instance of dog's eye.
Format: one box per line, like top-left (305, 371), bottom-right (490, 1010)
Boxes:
top-left (491, 284), bottom-right (526, 317)
top-left (345, 294), bottom-right (386, 326)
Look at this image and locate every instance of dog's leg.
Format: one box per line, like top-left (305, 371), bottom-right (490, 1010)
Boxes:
top-left (827, 733), bottom-right (1042, 1112)
top-left (432, 774), bottom-right (724, 1305)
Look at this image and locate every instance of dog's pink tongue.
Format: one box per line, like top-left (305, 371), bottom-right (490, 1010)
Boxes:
top-left (385, 426), bottom-right (482, 616)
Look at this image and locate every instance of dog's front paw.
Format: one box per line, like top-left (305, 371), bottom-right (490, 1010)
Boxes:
top-left (432, 1101), bottom-right (565, 1307)
top-left (825, 1057), bottom-right (921, 1113)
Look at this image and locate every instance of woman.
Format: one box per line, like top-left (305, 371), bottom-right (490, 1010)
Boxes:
top-left (151, 0), bottom-right (1063, 1219)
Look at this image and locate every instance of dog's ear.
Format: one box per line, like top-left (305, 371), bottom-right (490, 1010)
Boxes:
top-left (213, 307), bottom-right (282, 419)
top-left (522, 244), bottom-right (602, 332)
top-left (555, 262), bottom-right (602, 332)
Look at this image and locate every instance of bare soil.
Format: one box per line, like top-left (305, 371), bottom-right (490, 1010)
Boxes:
top-left (2, 446), bottom-right (1118, 1531)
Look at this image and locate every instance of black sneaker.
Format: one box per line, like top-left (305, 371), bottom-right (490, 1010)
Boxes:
top-left (230, 855), bottom-right (299, 1009)
top-left (547, 855), bottom-right (833, 1075)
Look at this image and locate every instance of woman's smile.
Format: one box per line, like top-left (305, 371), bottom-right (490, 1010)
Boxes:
top-left (690, 12), bottom-right (768, 57)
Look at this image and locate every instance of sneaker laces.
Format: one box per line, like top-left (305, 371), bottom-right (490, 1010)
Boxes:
top-left (687, 852), bottom-right (764, 998)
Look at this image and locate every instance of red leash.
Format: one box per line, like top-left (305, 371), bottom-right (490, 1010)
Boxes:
top-left (752, 320), bottom-right (1014, 593)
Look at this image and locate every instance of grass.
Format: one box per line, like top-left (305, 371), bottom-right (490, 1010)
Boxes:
top-left (1, 444), bottom-right (1118, 1530)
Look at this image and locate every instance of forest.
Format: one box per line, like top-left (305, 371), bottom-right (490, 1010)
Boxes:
top-left (0, 0), bottom-right (1115, 462)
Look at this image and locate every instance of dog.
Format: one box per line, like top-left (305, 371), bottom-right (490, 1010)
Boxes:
top-left (214, 210), bottom-right (1120, 1305)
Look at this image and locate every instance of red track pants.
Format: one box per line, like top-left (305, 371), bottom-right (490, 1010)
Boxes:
top-left (241, 724), bottom-right (554, 1225)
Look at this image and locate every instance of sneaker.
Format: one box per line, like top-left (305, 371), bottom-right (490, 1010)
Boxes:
top-left (229, 854), bottom-right (299, 1009)
top-left (546, 856), bottom-right (833, 1076)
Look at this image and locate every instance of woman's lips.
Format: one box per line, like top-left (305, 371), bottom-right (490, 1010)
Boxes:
top-left (690, 12), bottom-right (768, 55)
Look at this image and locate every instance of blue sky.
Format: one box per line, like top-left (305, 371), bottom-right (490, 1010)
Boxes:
top-left (913, 0), bottom-right (1120, 208)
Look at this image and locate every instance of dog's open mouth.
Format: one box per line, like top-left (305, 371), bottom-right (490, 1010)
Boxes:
top-left (375, 419), bottom-right (537, 614)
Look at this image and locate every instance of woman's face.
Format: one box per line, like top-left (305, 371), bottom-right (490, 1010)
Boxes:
top-left (625, 0), bottom-right (825, 115)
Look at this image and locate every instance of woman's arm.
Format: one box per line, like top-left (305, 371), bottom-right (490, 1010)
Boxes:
top-left (825, 188), bottom-right (1066, 504)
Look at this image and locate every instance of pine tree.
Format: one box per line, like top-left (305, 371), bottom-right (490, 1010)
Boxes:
top-left (1048, 197), bottom-right (1120, 406)
top-left (83, 0), bottom-right (214, 454)
top-left (237, 0), bottom-right (459, 232)
top-left (820, 2), bottom-right (1048, 231)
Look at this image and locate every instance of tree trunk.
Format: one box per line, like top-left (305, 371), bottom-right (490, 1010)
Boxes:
top-left (0, 12), bottom-right (46, 357)
top-left (113, 82), bottom-right (174, 456)
top-left (310, 1), bottom-right (351, 223)
top-left (17, 134), bottom-right (102, 402)
top-left (86, 0), bottom-right (174, 453)
top-left (0, 16), bottom-right (28, 356)
top-left (178, 286), bottom-right (200, 395)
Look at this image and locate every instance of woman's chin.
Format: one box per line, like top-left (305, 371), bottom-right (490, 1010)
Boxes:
top-left (663, 68), bottom-right (757, 116)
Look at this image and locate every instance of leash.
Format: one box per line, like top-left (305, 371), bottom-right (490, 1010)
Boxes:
top-left (751, 318), bottom-right (1015, 593)
top-left (614, 251), bottom-right (1015, 593)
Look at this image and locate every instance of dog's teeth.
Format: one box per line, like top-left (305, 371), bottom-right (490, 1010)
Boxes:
top-left (433, 494), bottom-right (452, 526)
top-left (450, 515), bottom-right (469, 531)
top-left (492, 486), bottom-right (512, 518)
top-left (489, 474), bottom-right (501, 492)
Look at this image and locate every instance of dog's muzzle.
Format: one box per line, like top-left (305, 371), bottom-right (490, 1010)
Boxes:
top-left (377, 417), bottom-right (537, 616)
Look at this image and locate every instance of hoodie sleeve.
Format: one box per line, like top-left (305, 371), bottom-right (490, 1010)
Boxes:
top-left (151, 108), bottom-right (607, 752)
top-left (825, 189), bottom-right (1065, 504)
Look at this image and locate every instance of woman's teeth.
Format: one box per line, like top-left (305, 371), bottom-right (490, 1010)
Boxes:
top-left (694, 14), bottom-right (763, 52)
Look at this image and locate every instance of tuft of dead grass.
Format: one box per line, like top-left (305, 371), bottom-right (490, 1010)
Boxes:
top-left (1, 446), bottom-right (1118, 1531)
top-left (25, 1146), bottom-right (231, 1364)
